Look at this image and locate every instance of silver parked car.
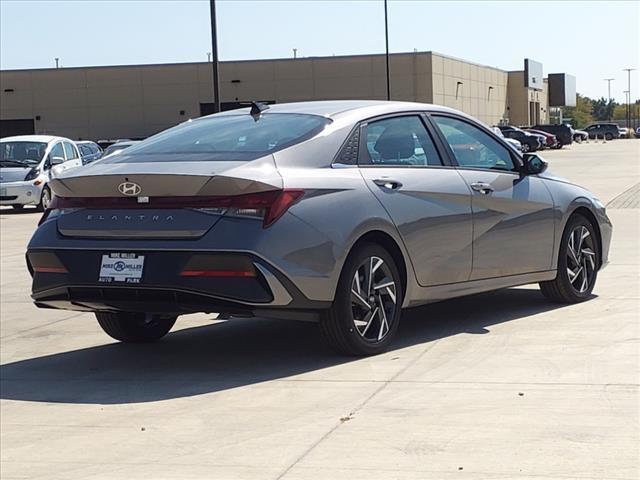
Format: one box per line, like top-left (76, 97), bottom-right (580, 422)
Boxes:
top-left (1, 135), bottom-right (83, 210)
top-left (27, 101), bottom-right (612, 355)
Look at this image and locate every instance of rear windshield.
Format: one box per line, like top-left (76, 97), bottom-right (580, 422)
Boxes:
top-left (0, 141), bottom-right (47, 167)
top-left (103, 113), bottom-right (330, 162)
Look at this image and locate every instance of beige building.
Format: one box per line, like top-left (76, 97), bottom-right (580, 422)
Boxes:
top-left (0, 51), bottom-right (553, 140)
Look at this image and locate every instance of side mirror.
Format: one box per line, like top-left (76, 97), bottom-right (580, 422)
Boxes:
top-left (523, 153), bottom-right (548, 175)
top-left (50, 155), bottom-right (65, 166)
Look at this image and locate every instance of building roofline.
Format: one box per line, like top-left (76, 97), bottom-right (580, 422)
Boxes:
top-left (1, 50), bottom-right (515, 75)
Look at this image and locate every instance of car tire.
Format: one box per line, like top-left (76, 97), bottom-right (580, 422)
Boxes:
top-left (539, 214), bottom-right (599, 303)
top-left (96, 312), bottom-right (177, 343)
top-left (11, 204), bottom-right (24, 210)
top-left (37, 186), bottom-right (52, 212)
top-left (521, 142), bottom-right (530, 153)
top-left (320, 243), bottom-right (403, 356)
top-left (605, 133), bottom-right (613, 141)
top-left (574, 135), bottom-right (582, 143)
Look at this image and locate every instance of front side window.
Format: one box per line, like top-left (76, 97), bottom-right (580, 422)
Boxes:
top-left (433, 116), bottom-right (517, 172)
top-left (63, 142), bottom-right (79, 160)
top-left (102, 113), bottom-right (330, 163)
top-left (49, 143), bottom-right (64, 161)
top-left (362, 116), bottom-right (442, 167)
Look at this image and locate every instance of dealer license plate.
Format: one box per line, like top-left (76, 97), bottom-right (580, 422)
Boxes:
top-left (99, 253), bottom-right (145, 283)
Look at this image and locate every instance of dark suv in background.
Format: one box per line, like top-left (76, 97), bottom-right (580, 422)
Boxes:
top-left (532, 124), bottom-right (573, 146)
top-left (583, 123), bottom-right (621, 140)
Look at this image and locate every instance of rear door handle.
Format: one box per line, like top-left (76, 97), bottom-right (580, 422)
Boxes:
top-left (373, 178), bottom-right (403, 190)
top-left (470, 182), bottom-right (494, 194)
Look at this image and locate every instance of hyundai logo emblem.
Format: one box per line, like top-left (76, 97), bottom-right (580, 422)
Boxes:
top-left (118, 181), bottom-right (142, 196)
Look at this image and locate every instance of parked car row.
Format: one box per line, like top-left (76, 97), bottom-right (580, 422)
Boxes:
top-left (0, 137), bottom-right (137, 210)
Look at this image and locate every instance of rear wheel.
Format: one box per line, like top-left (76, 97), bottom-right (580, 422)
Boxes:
top-left (96, 312), bottom-right (176, 343)
top-left (605, 133), bottom-right (613, 141)
top-left (521, 142), bottom-right (531, 153)
top-left (540, 214), bottom-right (599, 303)
top-left (320, 244), bottom-right (402, 356)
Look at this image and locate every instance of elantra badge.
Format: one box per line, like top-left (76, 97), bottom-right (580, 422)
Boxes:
top-left (118, 181), bottom-right (142, 196)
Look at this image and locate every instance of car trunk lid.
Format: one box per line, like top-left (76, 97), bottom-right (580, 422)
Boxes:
top-left (49, 156), bottom-right (284, 239)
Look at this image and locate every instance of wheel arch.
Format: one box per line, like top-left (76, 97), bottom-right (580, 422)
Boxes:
top-left (568, 206), bottom-right (603, 268)
top-left (345, 230), bottom-right (410, 306)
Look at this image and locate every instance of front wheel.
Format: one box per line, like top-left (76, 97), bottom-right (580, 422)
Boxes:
top-left (605, 133), bottom-right (613, 141)
top-left (96, 312), bottom-right (177, 343)
top-left (539, 214), bottom-right (599, 303)
top-left (320, 244), bottom-right (403, 356)
top-left (37, 187), bottom-right (51, 212)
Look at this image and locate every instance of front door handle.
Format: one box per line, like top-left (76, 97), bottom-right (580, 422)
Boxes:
top-left (373, 178), bottom-right (403, 190)
top-left (470, 182), bottom-right (494, 195)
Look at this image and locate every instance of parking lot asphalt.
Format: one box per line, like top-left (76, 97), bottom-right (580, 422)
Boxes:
top-left (1, 140), bottom-right (638, 480)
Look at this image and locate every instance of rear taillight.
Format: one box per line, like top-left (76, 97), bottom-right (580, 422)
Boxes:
top-left (38, 196), bottom-right (80, 226)
top-left (213, 189), bottom-right (304, 227)
top-left (47, 189), bottom-right (305, 228)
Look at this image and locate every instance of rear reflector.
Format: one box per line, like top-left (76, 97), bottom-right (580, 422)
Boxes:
top-left (180, 270), bottom-right (255, 278)
top-left (180, 254), bottom-right (256, 278)
top-left (34, 266), bottom-right (68, 274)
top-left (28, 252), bottom-right (68, 274)
top-left (47, 189), bottom-right (304, 228)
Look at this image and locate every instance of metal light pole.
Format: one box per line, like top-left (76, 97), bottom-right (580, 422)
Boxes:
top-left (54, 58), bottom-right (59, 69)
top-left (209, 0), bottom-right (221, 113)
top-left (604, 78), bottom-right (615, 121)
top-left (384, 0), bottom-right (390, 101)
top-left (623, 68), bottom-right (635, 128)
top-left (604, 78), bottom-right (615, 101)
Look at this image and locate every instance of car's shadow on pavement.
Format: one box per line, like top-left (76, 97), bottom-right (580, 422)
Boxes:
top-left (0, 288), bottom-right (578, 405)
top-left (0, 207), bottom-right (41, 216)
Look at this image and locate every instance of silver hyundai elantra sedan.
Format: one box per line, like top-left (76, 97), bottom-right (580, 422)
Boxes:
top-left (27, 101), bottom-right (612, 355)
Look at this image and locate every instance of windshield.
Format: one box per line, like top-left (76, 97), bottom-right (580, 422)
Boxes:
top-left (0, 141), bottom-right (46, 167)
top-left (101, 113), bottom-right (330, 163)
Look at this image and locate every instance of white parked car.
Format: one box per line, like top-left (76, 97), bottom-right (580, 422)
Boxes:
top-left (0, 135), bottom-right (82, 210)
top-left (492, 126), bottom-right (522, 152)
top-left (618, 127), bottom-right (628, 138)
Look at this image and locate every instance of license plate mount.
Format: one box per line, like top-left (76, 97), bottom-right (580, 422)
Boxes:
top-left (99, 253), bottom-right (145, 283)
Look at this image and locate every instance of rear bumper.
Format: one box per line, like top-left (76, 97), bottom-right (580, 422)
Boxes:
top-left (0, 181), bottom-right (42, 205)
top-left (28, 249), bottom-right (329, 318)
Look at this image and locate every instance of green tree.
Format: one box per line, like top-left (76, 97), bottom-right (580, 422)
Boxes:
top-left (563, 94), bottom-right (593, 128)
top-left (592, 97), bottom-right (616, 121)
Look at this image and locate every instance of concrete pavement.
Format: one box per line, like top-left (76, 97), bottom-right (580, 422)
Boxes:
top-left (1, 140), bottom-right (638, 479)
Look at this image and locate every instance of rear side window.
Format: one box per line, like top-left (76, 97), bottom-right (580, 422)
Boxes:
top-left (106, 113), bottom-right (330, 163)
top-left (362, 116), bottom-right (442, 167)
top-left (433, 116), bottom-right (517, 172)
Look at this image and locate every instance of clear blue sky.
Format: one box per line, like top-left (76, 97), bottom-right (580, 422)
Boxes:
top-left (1, 0), bottom-right (638, 102)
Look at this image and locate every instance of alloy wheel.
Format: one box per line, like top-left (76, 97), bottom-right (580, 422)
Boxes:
top-left (350, 256), bottom-right (397, 342)
top-left (41, 189), bottom-right (51, 210)
top-left (566, 225), bottom-right (596, 294)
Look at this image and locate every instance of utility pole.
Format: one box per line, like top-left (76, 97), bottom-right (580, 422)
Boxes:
top-left (293, 48), bottom-right (297, 59)
top-left (207, 52), bottom-right (211, 62)
top-left (623, 68), bottom-right (635, 128)
top-left (54, 58), bottom-right (59, 69)
top-left (604, 78), bottom-right (615, 121)
top-left (209, 0), bottom-right (221, 113)
top-left (604, 78), bottom-right (615, 101)
top-left (384, 0), bottom-right (390, 101)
